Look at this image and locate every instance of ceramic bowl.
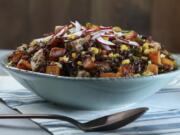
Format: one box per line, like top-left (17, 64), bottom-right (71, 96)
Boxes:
top-left (1, 53), bottom-right (180, 109)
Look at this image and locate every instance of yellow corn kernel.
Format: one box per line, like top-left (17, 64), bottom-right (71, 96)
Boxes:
top-left (120, 44), bottom-right (129, 51)
top-left (67, 34), bottom-right (76, 40)
top-left (133, 74), bottom-right (141, 77)
top-left (59, 56), bottom-right (69, 62)
top-left (77, 61), bottom-right (82, 66)
top-left (108, 53), bottom-right (114, 58)
top-left (114, 53), bottom-right (120, 57)
top-left (71, 53), bottom-right (77, 59)
top-left (139, 46), bottom-right (143, 52)
top-left (160, 54), bottom-right (166, 58)
top-left (122, 59), bottom-right (130, 65)
top-left (143, 42), bottom-right (150, 49)
top-left (143, 71), bottom-right (154, 76)
top-left (102, 36), bottom-right (109, 41)
top-left (86, 22), bottom-right (91, 28)
top-left (144, 48), bottom-right (156, 55)
top-left (86, 23), bottom-right (98, 29)
top-left (108, 53), bottom-right (120, 58)
top-left (90, 47), bottom-right (99, 54)
top-left (112, 26), bottom-right (122, 32)
top-left (124, 31), bottom-right (133, 37)
top-left (81, 51), bottom-right (86, 55)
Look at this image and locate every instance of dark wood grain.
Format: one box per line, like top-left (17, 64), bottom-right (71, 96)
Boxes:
top-left (28, 0), bottom-right (53, 38)
top-left (0, 0), bottom-right (29, 49)
top-left (0, 0), bottom-right (179, 52)
top-left (151, 0), bottom-right (180, 53)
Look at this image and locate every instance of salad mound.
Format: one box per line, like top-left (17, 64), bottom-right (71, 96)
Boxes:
top-left (8, 21), bottom-right (177, 77)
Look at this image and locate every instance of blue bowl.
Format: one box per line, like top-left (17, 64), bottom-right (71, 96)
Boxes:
top-left (1, 53), bottom-right (180, 109)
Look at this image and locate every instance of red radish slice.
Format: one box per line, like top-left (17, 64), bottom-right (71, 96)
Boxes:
top-left (91, 29), bottom-right (113, 40)
top-left (129, 41), bottom-right (139, 46)
top-left (102, 34), bottom-right (115, 38)
top-left (81, 26), bottom-right (86, 30)
top-left (63, 33), bottom-right (68, 37)
top-left (117, 38), bottom-right (139, 46)
top-left (100, 29), bottom-right (113, 33)
top-left (114, 32), bottom-right (124, 37)
top-left (116, 38), bottom-right (129, 44)
top-left (97, 37), bottom-right (115, 46)
top-left (54, 26), bottom-right (68, 38)
top-left (99, 26), bottom-right (112, 30)
top-left (102, 45), bottom-right (112, 50)
top-left (70, 21), bottom-right (75, 25)
top-left (86, 29), bottom-right (97, 33)
top-left (54, 26), bottom-right (64, 34)
top-left (91, 31), bottom-right (105, 40)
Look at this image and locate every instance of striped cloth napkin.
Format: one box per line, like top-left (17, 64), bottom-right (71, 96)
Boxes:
top-left (0, 76), bottom-right (180, 135)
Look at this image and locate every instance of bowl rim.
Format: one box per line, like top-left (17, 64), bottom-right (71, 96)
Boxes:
top-left (1, 52), bottom-right (180, 81)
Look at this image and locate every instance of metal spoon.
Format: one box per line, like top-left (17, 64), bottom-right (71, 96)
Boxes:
top-left (0, 107), bottom-right (148, 132)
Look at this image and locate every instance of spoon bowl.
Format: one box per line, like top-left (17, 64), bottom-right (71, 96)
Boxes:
top-left (82, 107), bottom-right (148, 131)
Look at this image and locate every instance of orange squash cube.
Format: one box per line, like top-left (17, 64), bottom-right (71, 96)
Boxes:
top-left (146, 64), bottom-right (158, 74)
top-left (118, 65), bottom-right (134, 77)
top-left (125, 31), bottom-right (137, 40)
top-left (17, 59), bottom-right (31, 70)
top-left (83, 58), bottom-right (96, 70)
top-left (46, 65), bottom-right (60, 75)
top-left (10, 51), bottom-right (25, 63)
top-left (149, 51), bottom-right (161, 65)
top-left (161, 58), bottom-right (175, 68)
top-left (49, 47), bottom-right (66, 61)
top-left (100, 72), bottom-right (119, 78)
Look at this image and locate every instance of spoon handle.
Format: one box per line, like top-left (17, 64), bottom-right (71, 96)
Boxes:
top-left (0, 114), bottom-right (82, 128)
top-left (0, 114), bottom-right (65, 119)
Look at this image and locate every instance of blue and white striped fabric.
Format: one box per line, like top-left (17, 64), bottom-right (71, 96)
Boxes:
top-left (0, 76), bottom-right (180, 135)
